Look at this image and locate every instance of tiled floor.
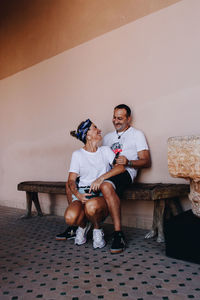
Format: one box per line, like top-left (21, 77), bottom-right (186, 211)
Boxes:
top-left (0, 205), bottom-right (200, 300)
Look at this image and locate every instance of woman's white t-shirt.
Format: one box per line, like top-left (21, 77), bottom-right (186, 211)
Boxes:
top-left (69, 146), bottom-right (115, 187)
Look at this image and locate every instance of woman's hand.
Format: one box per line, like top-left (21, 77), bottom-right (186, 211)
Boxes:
top-left (90, 175), bottom-right (104, 192)
top-left (77, 192), bottom-right (92, 204)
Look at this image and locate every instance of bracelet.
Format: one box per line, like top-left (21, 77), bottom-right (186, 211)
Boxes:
top-left (127, 160), bottom-right (133, 167)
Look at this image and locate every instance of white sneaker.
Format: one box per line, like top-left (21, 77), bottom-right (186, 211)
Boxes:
top-left (75, 223), bottom-right (91, 245)
top-left (93, 229), bottom-right (106, 249)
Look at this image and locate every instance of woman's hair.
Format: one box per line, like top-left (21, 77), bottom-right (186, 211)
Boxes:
top-left (70, 119), bottom-right (92, 144)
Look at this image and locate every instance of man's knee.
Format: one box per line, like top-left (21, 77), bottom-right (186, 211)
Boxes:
top-left (100, 182), bottom-right (115, 196)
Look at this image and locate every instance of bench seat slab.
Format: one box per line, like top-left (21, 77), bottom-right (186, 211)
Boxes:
top-left (18, 181), bottom-right (190, 242)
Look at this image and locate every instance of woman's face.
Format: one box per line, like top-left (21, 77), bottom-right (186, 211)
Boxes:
top-left (86, 123), bottom-right (102, 142)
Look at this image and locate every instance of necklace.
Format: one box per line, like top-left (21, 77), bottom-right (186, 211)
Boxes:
top-left (116, 126), bottom-right (130, 139)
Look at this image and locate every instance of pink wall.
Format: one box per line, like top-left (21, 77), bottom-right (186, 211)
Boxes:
top-left (0, 0), bottom-right (199, 228)
top-left (0, 0), bottom-right (180, 79)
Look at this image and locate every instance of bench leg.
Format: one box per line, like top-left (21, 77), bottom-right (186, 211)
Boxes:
top-left (144, 200), bottom-right (158, 240)
top-left (168, 197), bottom-right (183, 215)
top-left (20, 192), bottom-right (43, 218)
top-left (20, 192), bottom-right (33, 219)
top-left (145, 199), bottom-right (165, 243)
top-left (155, 199), bottom-right (165, 243)
top-left (32, 192), bottom-right (43, 216)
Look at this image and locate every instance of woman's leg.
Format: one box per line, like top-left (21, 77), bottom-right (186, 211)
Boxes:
top-left (85, 197), bottom-right (108, 249)
top-left (64, 201), bottom-right (87, 228)
top-left (85, 197), bottom-right (109, 229)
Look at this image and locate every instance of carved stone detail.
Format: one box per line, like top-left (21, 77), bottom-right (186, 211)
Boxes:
top-left (168, 135), bottom-right (200, 217)
top-left (189, 180), bottom-right (200, 217)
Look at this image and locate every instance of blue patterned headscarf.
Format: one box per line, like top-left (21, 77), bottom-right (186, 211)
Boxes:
top-left (70, 119), bottom-right (92, 144)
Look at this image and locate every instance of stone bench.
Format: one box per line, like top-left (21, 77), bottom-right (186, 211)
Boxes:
top-left (17, 181), bottom-right (189, 242)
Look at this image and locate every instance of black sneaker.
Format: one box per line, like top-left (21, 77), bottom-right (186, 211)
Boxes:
top-left (110, 231), bottom-right (125, 254)
top-left (55, 226), bottom-right (77, 241)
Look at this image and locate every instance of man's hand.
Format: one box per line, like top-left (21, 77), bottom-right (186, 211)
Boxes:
top-left (115, 150), bottom-right (151, 169)
top-left (115, 155), bottom-right (128, 166)
top-left (90, 175), bottom-right (104, 192)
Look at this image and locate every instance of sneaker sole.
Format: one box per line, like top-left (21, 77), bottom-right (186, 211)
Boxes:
top-left (110, 247), bottom-right (125, 254)
top-left (55, 237), bottom-right (66, 241)
top-left (56, 236), bottom-right (75, 241)
top-left (93, 241), bottom-right (106, 249)
top-left (75, 238), bottom-right (87, 245)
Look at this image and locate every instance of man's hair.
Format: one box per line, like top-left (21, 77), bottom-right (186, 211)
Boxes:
top-left (114, 104), bottom-right (131, 117)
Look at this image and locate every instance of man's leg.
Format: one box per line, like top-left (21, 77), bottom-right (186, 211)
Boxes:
top-left (100, 182), bottom-right (121, 231)
top-left (100, 171), bottom-right (132, 254)
top-left (100, 182), bottom-right (125, 253)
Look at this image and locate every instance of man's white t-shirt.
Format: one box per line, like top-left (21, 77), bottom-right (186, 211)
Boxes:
top-left (69, 146), bottom-right (115, 187)
top-left (103, 127), bottom-right (148, 181)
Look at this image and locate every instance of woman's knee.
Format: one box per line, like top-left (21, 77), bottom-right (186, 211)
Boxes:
top-left (64, 204), bottom-right (83, 225)
top-left (85, 198), bottom-right (107, 218)
top-left (65, 209), bottom-right (76, 225)
top-left (85, 200), bottom-right (98, 217)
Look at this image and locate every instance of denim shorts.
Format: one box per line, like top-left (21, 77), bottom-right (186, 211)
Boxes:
top-left (72, 187), bottom-right (103, 202)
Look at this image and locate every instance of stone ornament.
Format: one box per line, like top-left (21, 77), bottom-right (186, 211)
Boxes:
top-left (168, 135), bottom-right (200, 217)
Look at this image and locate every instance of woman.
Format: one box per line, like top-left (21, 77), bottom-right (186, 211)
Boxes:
top-left (65, 118), bottom-right (125, 249)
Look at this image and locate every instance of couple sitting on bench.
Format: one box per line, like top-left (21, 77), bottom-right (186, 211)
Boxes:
top-left (56, 104), bottom-right (150, 254)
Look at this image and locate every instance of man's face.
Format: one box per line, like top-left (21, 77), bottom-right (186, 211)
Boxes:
top-left (112, 108), bottom-right (130, 132)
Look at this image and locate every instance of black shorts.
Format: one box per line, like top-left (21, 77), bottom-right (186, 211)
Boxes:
top-left (104, 170), bottom-right (132, 197)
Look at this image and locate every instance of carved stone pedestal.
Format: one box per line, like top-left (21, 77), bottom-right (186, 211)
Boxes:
top-left (166, 135), bottom-right (200, 263)
top-left (168, 135), bottom-right (200, 217)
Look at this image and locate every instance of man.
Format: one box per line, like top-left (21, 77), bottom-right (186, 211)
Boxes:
top-left (56, 104), bottom-right (150, 254)
top-left (101, 104), bottom-right (150, 253)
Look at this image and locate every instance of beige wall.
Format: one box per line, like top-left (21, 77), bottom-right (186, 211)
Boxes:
top-left (0, 0), bottom-right (181, 79)
top-left (1, 0), bottom-right (199, 228)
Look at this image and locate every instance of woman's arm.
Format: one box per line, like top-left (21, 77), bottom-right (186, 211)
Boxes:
top-left (90, 164), bottom-right (125, 192)
top-left (68, 172), bottom-right (79, 197)
top-left (68, 172), bottom-right (91, 203)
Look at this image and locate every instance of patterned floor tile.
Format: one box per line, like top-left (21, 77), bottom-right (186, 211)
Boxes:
top-left (0, 205), bottom-right (200, 300)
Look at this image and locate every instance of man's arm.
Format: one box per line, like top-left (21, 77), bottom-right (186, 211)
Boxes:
top-left (90, 164), bottom-right (125, 192)
top-left (116, 149), bottom-right (151, 169)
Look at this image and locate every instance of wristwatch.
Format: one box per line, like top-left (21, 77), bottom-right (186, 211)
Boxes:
top-left (127, 160), bottom-right (133, 167)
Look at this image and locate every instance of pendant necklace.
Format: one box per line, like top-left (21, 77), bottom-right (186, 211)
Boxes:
top-left (116, 126), bottom-right (130, 139)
